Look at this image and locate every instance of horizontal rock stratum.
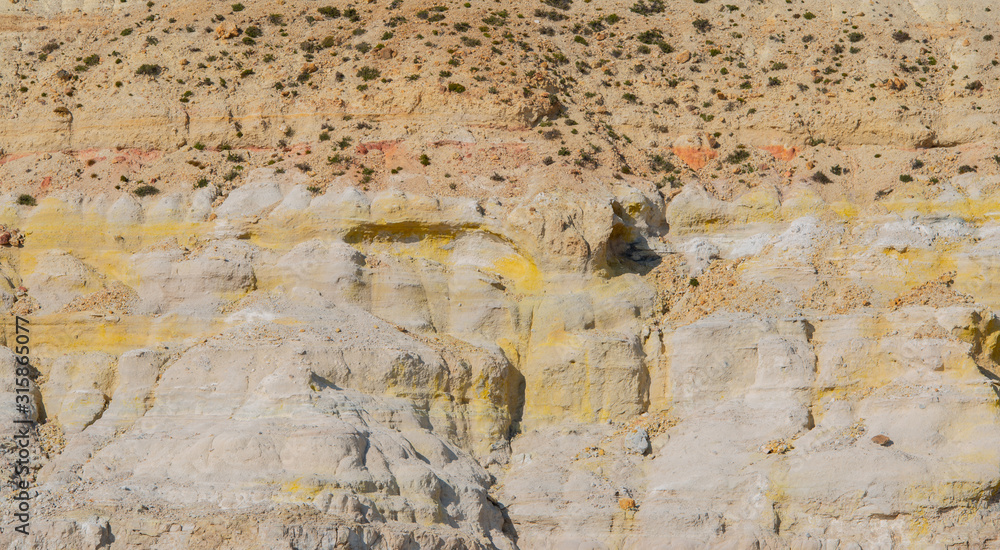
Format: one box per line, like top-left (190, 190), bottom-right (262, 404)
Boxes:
top-left (2, 0), bottom-right (1000, 549)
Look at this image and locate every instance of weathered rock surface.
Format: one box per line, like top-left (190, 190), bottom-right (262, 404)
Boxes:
top-left (0, 177), bottom-right (992, 548)
top-left (3, 0), bottom-right (1000, 548)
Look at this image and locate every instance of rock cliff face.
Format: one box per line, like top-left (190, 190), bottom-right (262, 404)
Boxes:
top-left (3, 0), bottom-right (1000, 548)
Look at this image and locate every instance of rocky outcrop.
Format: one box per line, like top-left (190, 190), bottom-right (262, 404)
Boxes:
top-left (0, 173), bottom-right (995, 547)
top-left (4, 0), bottom-right (1000, 548)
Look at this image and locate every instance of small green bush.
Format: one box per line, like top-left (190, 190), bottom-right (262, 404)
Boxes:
top-left (542, 0), bottom-right (572, 9)
top-left (357, 66), bottom-right (380, 81)
top-left (726, 149), bottom-right (750, 164)
top-left (134, 185), bottom-right (160, 197)
top-left (318, 6), bottom-right (341, 18)
top-left (135, 64), bottom-right (162, 76)
top-left (630, 0), bottom-right (665, 15)
top-left (811, 171), bottom-right (832, 184)
top-left (17, 194), bottom-right (36, 206)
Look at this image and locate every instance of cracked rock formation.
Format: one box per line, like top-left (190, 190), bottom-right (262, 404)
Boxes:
top-left (3, 0), bottom-right (1000, 548)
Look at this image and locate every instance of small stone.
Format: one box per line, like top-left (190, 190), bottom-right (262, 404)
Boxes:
top-left (871, 434), bottom-right (891, 446)
top-left (882, 77), bottom-right (906, 91)
top-left (676, 50), bottom-right (692, 63)
top-left (618, 497), bottom-right (637, 511)
top-left (301, 62), bottom-right (318, 74)
top-left (762, 439), bottom-right (792, 454)
top-left (215, 22), bottom-right (240, 39)
top-left (624, 428), bottom-right (650, 455)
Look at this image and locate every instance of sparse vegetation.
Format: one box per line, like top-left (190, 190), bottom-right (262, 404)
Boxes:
top-left (630, 0), bottom-right (666, 15)
top-left (811, 171), bottom-right (832, 184)
top-left (357, 66), bottom-right (380, 81)
top-left (726, 149), bottom-right (750, 164)
top-left (318, 6), bottom-right (341, 18)
top-left (135, 64), bottom-right (162, 76)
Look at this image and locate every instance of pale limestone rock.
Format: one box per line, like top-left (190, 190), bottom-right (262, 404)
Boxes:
top-left (216, 170), bottom-right (283, 219)
top-left (187, 185), bottom-right (219, 221)
top-left (132, 240), bottom-right (255, 314)
top-left (307, 185), bottom-right (371, 221)
top-left (666, 183), bottom-right (733, 232)
top-left (267, 239), bottom-right (368, 308)
top-left (23, 249), bottom-right (101, 313)
top-left (145, 192), bottom-right (186, 224)
top-left (370, 189), bottom-right (440, 223)
top-left (98, 349), bottom-right (166, 428)
top-left (271, 184), bottom-right (313, 216)
top-left (106, 194), bottom-right (144, 225)
top-left (40, 352), bottom-right (116, 433)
